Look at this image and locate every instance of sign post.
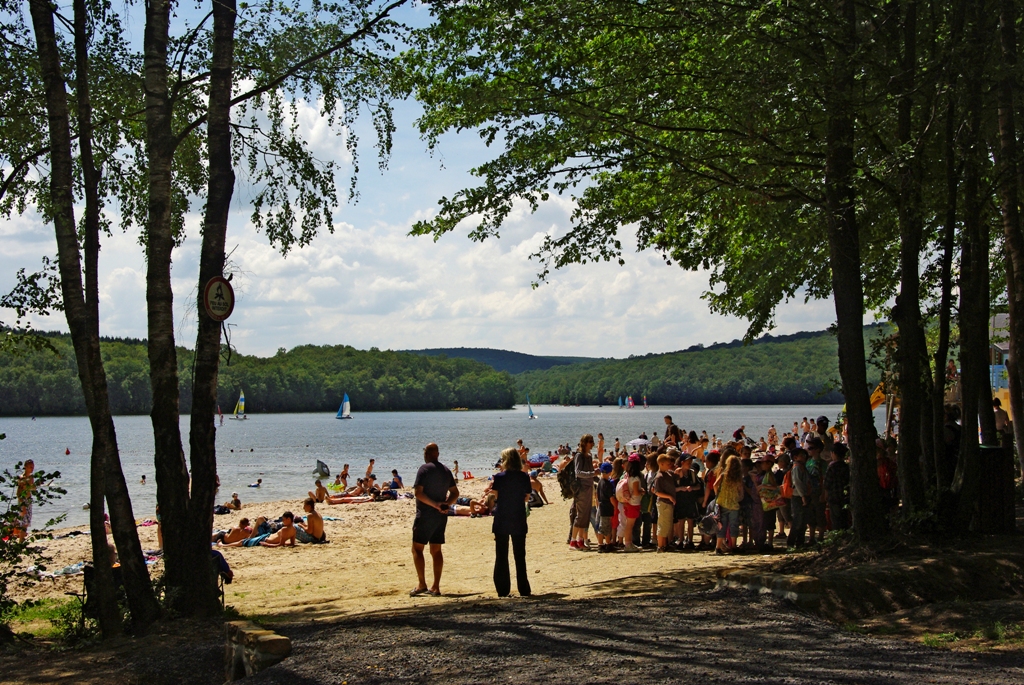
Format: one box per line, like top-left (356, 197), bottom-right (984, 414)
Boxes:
top-left (203, 276), bottom-right (235, 322)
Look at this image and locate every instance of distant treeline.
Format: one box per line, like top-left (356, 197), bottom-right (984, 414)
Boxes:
top-left (406, 347), bottom-right (600, 374)
top-left (514, 329), bottom-right (881, 405)
top-left (0, 335), bottom-right (517, 415)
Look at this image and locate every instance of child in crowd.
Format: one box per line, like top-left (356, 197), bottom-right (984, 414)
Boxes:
top-left (651, 454), bottom-right (676, 552)
top-left (597, 462), bottom-right (616, 552)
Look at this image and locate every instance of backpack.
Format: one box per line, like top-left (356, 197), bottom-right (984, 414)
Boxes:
top-left (615, 476), bottom-right (632, 504)
top-left (557, 459), bottom-right (579, 499)
top-left (780, 470), bottom-right (794, 499)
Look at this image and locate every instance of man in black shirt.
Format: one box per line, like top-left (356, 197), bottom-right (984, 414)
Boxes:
top-left (411, 443), bottom-right (458, 597)
top-left (663, 415), bottom-right (683, 446)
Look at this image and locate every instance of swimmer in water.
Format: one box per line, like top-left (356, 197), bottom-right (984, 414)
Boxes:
top-left (249, 478), bottom-right (262, 488)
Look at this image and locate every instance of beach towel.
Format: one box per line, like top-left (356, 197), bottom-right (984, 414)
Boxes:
top-left (242, 533), bottom-right (271, 547)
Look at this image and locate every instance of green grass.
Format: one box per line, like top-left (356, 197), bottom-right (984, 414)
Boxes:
top-left (3, 598), bottom-right (78, 639)
top-left (5, 598), bottom-right (68, 624)
top-left (922, 632), bottom-right (960, 647)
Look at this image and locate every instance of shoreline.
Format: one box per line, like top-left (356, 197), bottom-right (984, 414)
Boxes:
top-left (0, 401), bottom-right (847, 420)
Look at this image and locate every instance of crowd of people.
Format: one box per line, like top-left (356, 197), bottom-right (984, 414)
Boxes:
top-left (558, 414), bottom-right (865, 554)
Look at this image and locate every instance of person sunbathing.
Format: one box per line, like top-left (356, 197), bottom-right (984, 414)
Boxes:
top-left (448, 504), bottom-right (474, 516)
top-left (309, 479), bottom-right (329, 503)
top-left (221, 493), bottom-right (242, 510)
top-left (222, 512), bottom-right (296, 547)
top-left (212, 518), bottom-right (252, 544)
top-left (468, 491), bottom-right (496, 516)
top-left (529, 471), bottom-right (550, 504)
top-left (326, 480), bottom-right (375, 504)
top-left (388, 469), bottom-right (404, 489)
top-left (295, 498), bottom-right (327, 543)
top-left (327, 479), bottom-right (366, 501)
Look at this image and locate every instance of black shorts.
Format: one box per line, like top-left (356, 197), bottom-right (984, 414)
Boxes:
top-left (412, 513), bottom-right (448, 546)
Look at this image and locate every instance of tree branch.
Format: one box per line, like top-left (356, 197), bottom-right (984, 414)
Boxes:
top-left (173, 0), bottom-right (410, 146)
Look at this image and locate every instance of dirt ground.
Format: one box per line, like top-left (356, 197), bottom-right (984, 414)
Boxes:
top-left (6, 587), bottom-right (1024, 685)
top-left (5, 479), bottom-right (1024, 684)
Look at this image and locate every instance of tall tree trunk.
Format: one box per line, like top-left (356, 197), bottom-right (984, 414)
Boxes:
top-left (825, 0), bottom-right (886, 540)
top-left (1006, 257), bottom-right (1024, 463)
top-left (73, 0), bottom-right (160, 631)
top-left (933, 0), bottom-right (967, 492)
top-left (893, 0), bottom-right (929, 512)
top-left (997, 0), bottom-right (1024, 474)
top-left (932, 99), bottom-right (958, 490)
top-left (183, 0), bottom-right (238, 616)
top-left (30, 0), bottom-right (158, 635)
top-left (144, 0), bottom-right (192, 612)
top-left (954, 0), bottom-right (996, 526)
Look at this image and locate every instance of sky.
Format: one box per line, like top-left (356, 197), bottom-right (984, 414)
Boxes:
top-left (0, 4), bottom-right (841, 359)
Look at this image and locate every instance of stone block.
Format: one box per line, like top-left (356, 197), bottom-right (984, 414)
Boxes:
top-left (256, 634), bottom-right (292, 657)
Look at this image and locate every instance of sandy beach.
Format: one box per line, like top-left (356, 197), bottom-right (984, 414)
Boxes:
top-left (12, 473), bottom-right (764, 618)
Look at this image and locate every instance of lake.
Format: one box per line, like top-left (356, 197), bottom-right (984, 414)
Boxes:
top-left (1, 404), bottom-right (880, 527)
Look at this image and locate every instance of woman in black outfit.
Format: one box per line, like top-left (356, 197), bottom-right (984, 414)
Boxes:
top-left (492, 447), bottom-right (533, 597)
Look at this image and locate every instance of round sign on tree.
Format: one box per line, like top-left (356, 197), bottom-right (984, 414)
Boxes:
top-left (203, 276), bottom-right (235, 322)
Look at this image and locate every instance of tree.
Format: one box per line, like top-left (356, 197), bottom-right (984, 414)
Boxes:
top-left (407, 0), bottom-right (894, 537)
top-left (25, 0), bottom-right (159, 633)
top-left (10, 0), bottom-right (412, 621)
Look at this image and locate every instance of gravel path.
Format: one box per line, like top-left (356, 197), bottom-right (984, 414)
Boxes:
top-left (247, 588), bottom-right (1024, 685)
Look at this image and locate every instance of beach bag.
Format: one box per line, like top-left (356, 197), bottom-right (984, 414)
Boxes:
top-left (759, 483), bottom-right (785, 511)
top-left (615, 477), bottom-right (632, 504)
top-left (698, 499), bottom-right (721, 536)
top-left (640, 492), bottom-right (654, 515)
top-left (780, 471), bottom-right (793, 499)
top-left (557, 460), bottom-right (579, 499)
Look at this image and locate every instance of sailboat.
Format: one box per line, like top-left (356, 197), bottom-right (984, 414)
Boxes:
top-left (217, 405), bottom-right (224, 426)
top-left (618, 396), bottom-right (624, 409)
top-left (230, 390), bottom-right (248, 420)
top-left (527, 394), bottom-right (537, 419)
top-left (627, 396), bottom-right (635, 408)
top-left (643, 395), bottom-right (648, 409)
top-left (336, 393), bottom-right (353, 419)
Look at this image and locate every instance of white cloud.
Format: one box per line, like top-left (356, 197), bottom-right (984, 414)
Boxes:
top-left (0, 98), bottom-right (844, 359)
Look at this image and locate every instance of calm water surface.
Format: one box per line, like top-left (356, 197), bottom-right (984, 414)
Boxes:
top-left (2, 404), bottom-right (878, 527)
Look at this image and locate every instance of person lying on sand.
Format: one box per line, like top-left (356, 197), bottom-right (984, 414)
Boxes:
top-left (448, 504), bottom-right (474, 516)
top-left (472, 491), bottom-right (496, 515)
top-left (309, 479), bottom-right (329, 503)
top-left (331, 479), bottom-right (366, 499)
top-left (222, 512), bottom-right (296, 547)
top-left (212, 518), bottom-right (252, 544)
top-left (295, 498), bottom-right (326, 543)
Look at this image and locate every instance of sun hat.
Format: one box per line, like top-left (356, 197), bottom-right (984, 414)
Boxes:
top-left (666, 447), bottom-right (682, 458)
top-left (599, 462), bottom-right (613, 473)
top-left (816, 415), bottom-right (829, 424)
top-left (627, 453), bottom-right (641, 462)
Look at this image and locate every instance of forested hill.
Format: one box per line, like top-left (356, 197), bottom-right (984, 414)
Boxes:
top-left (514, 328), bottom-right (882, 405)
top-left (405, 347), bottom-right (600, 374)
top-left (0, 336), bottom-right (517, 416)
